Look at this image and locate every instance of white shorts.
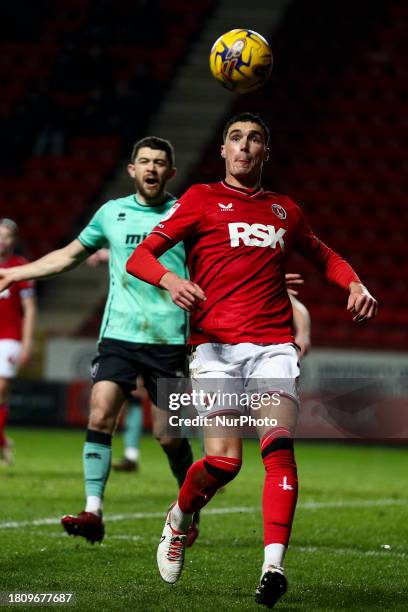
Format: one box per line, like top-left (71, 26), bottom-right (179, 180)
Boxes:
top-left (189, 342), bottom-right (300, 417)
top-left (0, 339), bottom-right (22, 379)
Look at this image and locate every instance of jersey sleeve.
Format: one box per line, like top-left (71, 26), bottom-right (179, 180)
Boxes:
top-left (126, 185), bottom-right (203, 287)
top-left (13, 258), bottom-right (35, 297)
top-left (18, 278), bottom-right (35, 298)
top-left (292, 204), bottom-right (321, 255)
top-left (77, 204), bottom-right (109, 252)
top-left (126, 233), bottom-right (174, 286)
top-left (151, 185), bottom-right (203, 244)
top-left (293, 204), bottom-right (360, 289)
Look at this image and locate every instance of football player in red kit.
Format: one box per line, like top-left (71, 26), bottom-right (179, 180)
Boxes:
top-left (126, 113), bottom-right (378, 607)
top-left (0, 219), bottom-right (36, 464)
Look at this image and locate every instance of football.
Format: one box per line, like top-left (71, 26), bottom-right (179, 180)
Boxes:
top-left (209, 29), bottom-right (273, 93)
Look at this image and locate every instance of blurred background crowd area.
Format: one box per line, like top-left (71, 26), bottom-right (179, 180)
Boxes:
top-left (1, 0), bottom-right (407, 361)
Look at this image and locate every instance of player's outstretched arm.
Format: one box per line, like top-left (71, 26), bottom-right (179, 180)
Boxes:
top-left (305, 245), bottom-right (378, 323)
top-left (0, 239), bottom-right (90, 292)
top-left (308, 245), bottom-right (378, 323)
top-left (347, 281), bottom-right (378, 323)
top-left (294, 209), bottom-right (378, 323)
top-left (126, 233), bottom-right (206, 312)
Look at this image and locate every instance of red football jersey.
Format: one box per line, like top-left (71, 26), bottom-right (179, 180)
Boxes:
top-left (131, 181), bottom-right (360, 345)
top-left (0, 255), bottom-right (35, 341)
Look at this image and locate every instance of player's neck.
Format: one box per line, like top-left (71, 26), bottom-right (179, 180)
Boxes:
top-left (135, 191), bottom-right (168, 207)
top-left (224, 173), bottom-right (261, 191)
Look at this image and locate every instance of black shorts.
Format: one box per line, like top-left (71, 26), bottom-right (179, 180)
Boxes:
top-left (91, 338), bottom-right (186, 405)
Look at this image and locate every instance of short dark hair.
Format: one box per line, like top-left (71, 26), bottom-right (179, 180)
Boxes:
top-left (222, 112), bottom-right (270, 145)
top-left (130, 136), bottom-right (175, 167)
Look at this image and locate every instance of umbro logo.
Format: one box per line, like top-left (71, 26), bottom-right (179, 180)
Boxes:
top-left (117, 212), bottom-right (126, 221)
top-left (278, 476), bottom-right (294, 491)
top-left (218, 202), bottom-right (234, 211)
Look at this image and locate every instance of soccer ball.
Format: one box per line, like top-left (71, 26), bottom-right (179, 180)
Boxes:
top-left (209, 29), bottom-right (273, 93)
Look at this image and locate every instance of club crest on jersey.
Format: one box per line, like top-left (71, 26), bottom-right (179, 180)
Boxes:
top-left (160, 202), bottom-right (180, 222)
top-left (218, 202), bottom-right (234, 211)
top-left (271, 203), bottom-right (287, 220)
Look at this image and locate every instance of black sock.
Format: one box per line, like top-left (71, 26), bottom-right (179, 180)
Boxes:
top-left (163, 438), bottom-right (193, 488)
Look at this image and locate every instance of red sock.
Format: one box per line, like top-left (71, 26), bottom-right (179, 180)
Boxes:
top-left (178, 455), bottom-right (241, 513)
top-left (261, 428), bottom-right (298, 546)
top-left (0, 404), bottom-right (9, 448)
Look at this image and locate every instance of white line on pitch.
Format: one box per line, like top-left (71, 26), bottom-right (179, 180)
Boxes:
top-left (0, 499), bottom-right (406, 530)
top-left (291, 545), bottom-right (407, 559)
top-left (25, 533), bottom-right (408, 559)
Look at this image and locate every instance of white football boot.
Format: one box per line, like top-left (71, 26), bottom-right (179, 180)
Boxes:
top-left (157, 504), bottom-right (187, 584)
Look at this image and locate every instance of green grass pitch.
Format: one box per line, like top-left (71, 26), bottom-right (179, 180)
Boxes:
top-left (1, 428), bottom-right (407, 611)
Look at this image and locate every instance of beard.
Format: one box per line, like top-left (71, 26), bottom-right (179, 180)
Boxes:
top-left (134, 177), bottom-right (166, 203)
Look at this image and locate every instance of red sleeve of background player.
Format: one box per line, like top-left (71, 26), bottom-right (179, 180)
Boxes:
top-left (293, 205), bottom-right (361, 290)
top-left (15, 257), bottom-right (36, 296)
top-left (126, 185), bottom-right (203, 287)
